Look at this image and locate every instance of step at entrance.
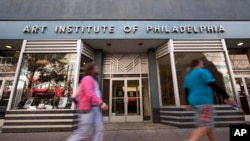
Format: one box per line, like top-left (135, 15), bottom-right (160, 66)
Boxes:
top-left (160, 105), bottom-right (246, 128)
top-left (2, 110), bottom-right (76, 133)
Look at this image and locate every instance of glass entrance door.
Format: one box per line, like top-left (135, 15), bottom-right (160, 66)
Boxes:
top-left (110, 78), bottom-right (142, 122)
top-left (235, 76), bottom-right (250, 114)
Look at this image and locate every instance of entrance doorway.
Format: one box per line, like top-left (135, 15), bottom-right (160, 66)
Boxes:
top-left (101, 54), bottom-right (151, 122)
top-left (110, 78), bottom-right (142, 122)
top-left (235, 76), bottom-right (250, 114)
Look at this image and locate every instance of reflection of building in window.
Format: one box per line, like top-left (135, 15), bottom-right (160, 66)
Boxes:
top-left (79, 55), bottom-right (93, 81)
top-left (157, 55), bottom-right (175, 106)
top-left (229, 49), bottom-right (250, 75)
top-left (174, 52), bottom-right (233, 105)
top-left (230, 54), bottom-right (250, 70)
top-left (0, 54), bottom-right (19, 75)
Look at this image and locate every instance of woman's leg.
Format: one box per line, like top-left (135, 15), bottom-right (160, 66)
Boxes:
top-left (67, 112), bottom-right (93, 141)
top-left (207, 128), bottom-right (216, 141)
top-left (92, 107), bottom-right (104, 141)
top-left (188, 127), bottom-right (209, 141)
top-left (188, 105), bottom-right (214, 141)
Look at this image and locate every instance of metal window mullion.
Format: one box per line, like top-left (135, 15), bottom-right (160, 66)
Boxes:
top-left (221, 39), bottom-right (241, 107)
top-left (156, 58), bottom-right (163, 107)
top-left (242, 78), bottom-right (250, 96)
top-left (169, 39), bottom-right (180, 107)
top-left (7, 40), bottom-right (27, 110)
top-left (71, 39), bottom-right (82, 110)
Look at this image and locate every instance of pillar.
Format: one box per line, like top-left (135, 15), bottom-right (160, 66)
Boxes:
top-left (94, 49), bottom-right (104, 90)
top-left (148, 49), bottom-right (160, 123)
top-left (247, 49), bottom-right (250, 63)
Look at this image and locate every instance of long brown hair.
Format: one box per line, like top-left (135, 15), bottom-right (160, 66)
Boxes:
top-left (84, 62), bottom-right (96, 76)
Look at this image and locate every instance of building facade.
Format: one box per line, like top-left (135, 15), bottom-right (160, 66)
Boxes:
top-left (0, 0), bottom-right (250, 132)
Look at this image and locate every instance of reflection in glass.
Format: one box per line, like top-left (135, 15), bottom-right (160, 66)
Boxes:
top-left (230, 54), bottom-right (250, 70)
top-left (0, 51), bottom-right (20, 77)
top-left (245, 78), bottom-right (250, 96)
top-left (112, 99), bottom-right (124, 116)
top-left (102, 79), bottom-right (110, 116)
top-left (0, 80), bottom-right (2, 90)
top-left (79, 55), bottom-right (93, 81)
top-left (13, 53), bottom-right (76, 110)
top-left (175, 52), bottom-right (233, 105)
top-left (0, 80), bottom-right (14, 111)
top-left (112, 80), bottom-right (124, 116)
top-left (235, 78), bottom-right (250, 114)
top-left (112, 80), bottom-right (124, 97)
top-left (142, 79), bottom-right (150, 120)
top-left (229, 49), bottom-right (250, 75)
top-left (244, 78), bottom-right (250, 115)
top-left (2, 80), bottom-right (13, 100)
top-left (127, 80), bottom-right (140, 115)
top-left (157, 55), bottom-right (175, 105)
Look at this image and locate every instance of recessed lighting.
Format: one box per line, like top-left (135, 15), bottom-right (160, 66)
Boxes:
top-left (5, 45), bottom-right (12, 49)
top-left (106, 43), bottom-right (111, 46)
top-left (237, 42), bottom-right (244, 46)
top-left (138, 43), bottom-right (143, 46)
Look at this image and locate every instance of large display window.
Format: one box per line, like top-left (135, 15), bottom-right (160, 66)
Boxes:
top-left (229, 49), bottom-right (250, 75)
top-left (12, 53), bottom-right (77, 110)
top-left (157, 55), bottom-right (175, 106)
top-left (229, 48), bottom-right (250, 114)
top-left (0, 40), bottom-right (22, 115)
top-left (157, 40), bottom-right (236, 107)
top-left (175, 52), bottom-right (233, 105)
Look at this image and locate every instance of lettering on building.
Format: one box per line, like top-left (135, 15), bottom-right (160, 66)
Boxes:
top-left (146, 25), bottom-right (225, 33)
top-left (23, 25), bottom-right (225, 34)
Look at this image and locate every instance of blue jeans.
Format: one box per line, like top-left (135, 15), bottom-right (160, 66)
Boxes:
top-left (67, 107), bottom-right (104, 141)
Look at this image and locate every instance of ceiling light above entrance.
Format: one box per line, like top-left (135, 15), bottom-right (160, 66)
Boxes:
top-left (5, 45), bottom-right (12, 49)
top-left (237, 42), bottom-right (244, 46)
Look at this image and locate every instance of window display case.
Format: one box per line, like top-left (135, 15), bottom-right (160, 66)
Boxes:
top-left (13, 53), bottom-right (76, 110)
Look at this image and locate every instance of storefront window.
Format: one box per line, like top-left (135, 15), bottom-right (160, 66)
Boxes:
top-left (79, 55), bottom-right (93, 81)
top-left (175, 52), bottom-right (233, 105)
top-left (12, 53), bottom-right (76, 110)
top-left (229, 49), bottom-right (250, 75)
top-left (157, 55), bottom-right (175, 106)
top-left (0, 51), bottom-right (20, 77)
top-left (0, 41), bottom-right (22, 114)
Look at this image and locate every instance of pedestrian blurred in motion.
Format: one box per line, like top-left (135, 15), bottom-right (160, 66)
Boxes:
top-left (67, 62), bottom-right (108, 141)
top-left (184, 59), bottom-right (235, 141)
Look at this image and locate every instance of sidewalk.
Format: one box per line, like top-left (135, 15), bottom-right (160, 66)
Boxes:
top-left (0, 123), bottom-right (230, 141)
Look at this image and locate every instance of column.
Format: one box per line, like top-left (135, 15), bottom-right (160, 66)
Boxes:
top-left (94, 49), bottom-right (104, 91)
top-left (247, 49), bottom-right (250, 63)
top-left (147, 49), bottom-right (160, 123)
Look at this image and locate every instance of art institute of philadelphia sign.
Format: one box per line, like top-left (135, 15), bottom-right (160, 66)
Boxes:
top-left (23, 24), bottom-right (225, 34)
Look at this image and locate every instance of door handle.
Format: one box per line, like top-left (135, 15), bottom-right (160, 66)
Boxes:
top-left (124, 97), bottom-right (128, 104)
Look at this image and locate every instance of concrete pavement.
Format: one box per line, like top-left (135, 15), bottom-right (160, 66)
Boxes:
top-left (0, 123), bottom-right (230, 141)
